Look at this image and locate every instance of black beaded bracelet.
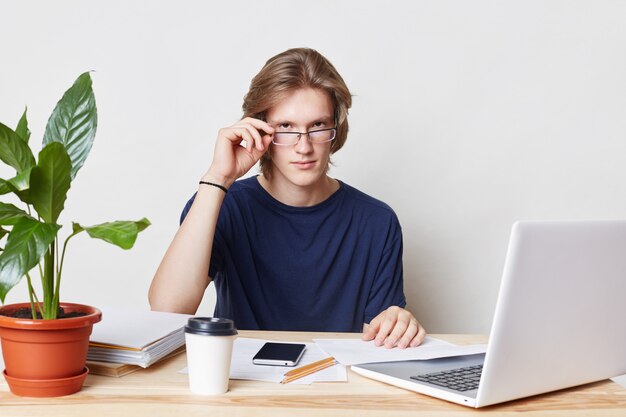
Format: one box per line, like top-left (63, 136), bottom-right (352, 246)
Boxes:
top-left (199, 181), bottom-right (228, 194)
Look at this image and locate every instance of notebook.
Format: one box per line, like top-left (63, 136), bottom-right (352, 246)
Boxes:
top-left (352, 220), bottom-right (626, 407)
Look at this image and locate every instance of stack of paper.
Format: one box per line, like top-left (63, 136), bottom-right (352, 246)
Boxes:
top-left (88, 307), bottom-right (192, 368)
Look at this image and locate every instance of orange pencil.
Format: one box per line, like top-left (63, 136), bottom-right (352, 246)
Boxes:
top-left (281, 357), bottom-right (337, 384)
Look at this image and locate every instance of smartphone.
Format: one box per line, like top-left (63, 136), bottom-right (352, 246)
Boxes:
top-left (252, 342), bottom-right (306, 367)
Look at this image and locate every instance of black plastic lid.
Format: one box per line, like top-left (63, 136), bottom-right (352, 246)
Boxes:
top-left (184, 317), bottom-right (238, 336)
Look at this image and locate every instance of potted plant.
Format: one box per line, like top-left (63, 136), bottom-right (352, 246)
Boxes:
top-left (0, 72), bottom-right (149, 397)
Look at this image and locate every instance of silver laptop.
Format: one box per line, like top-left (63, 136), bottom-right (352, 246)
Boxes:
top-left (352, 220), bottom-right (626, 407)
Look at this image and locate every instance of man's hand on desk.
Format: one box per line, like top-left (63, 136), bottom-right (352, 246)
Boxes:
top-left (362, 306), bottom-right (426, 349)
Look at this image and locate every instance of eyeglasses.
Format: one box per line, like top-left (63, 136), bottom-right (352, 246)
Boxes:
top-left (272, 127), bottom-right (337, 146)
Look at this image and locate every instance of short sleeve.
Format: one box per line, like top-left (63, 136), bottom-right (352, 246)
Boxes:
top-left (179, 193), bottom-right (196, 225)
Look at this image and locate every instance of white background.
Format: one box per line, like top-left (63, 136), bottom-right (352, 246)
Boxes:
top-left (1, 1), bottom-right (626, 336)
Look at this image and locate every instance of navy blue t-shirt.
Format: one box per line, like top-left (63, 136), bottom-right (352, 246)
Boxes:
top-left (180, 176), bottom-right (406, 332)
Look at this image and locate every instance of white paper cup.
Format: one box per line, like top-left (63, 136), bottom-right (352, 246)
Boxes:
top-left (184, 317), bottom-right (238, 395)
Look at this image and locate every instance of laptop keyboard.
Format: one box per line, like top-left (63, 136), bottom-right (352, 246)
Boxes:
top-left (410, 364), bottom-right (483, 392)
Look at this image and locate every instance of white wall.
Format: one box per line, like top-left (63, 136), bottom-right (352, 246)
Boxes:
top-left (2, 0), bottom-right (625, 333)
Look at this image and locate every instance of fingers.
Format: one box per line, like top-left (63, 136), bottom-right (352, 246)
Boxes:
top-left (362, 319), bottom-right (379, 341)
top-left (374, 313), bottom-right (397, 347)
top-left (375, 306), bottom-right (407, 348)
top-left (362, 313), bottom-right (383, 343)
top-left (361, 307), bottom-right (427, 349)
top-left (208, 117), bottom-right (275, 186)
top-left (223, 117), bottom-right (274, 152)
top-left (362, 307), bottom-right (400, 347)
top-left (218, 126), bottom-right (257, 152)
top-left (410, 323), bottom-right (427, 347)
top-left (388, 315), bottom-right (416, 349)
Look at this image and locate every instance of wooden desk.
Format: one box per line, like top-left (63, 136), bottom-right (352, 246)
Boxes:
top-left (1, 332), bottom-right (625, 416)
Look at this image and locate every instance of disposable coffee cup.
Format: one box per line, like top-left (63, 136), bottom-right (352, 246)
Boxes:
top-left (184, 317), bottom-right (238, 395)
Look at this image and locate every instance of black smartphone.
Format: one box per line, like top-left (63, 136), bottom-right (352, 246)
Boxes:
top-left (252, 342), bottom-right (306, 366)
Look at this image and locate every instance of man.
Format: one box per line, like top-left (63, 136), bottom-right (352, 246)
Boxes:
top-left (149, 48), bottom-right (425, 349)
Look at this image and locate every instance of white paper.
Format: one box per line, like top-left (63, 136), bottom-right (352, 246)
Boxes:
top-left (313, 336), bottom-right (488, 365)
top-left (87, 330), bottom-right (185, 367)
top-left (180, 337), bottom-right (347, 385)
top-left (89, 306), bottom-right (192, 348)
top-left (86, 307), bottom-right (191, 367)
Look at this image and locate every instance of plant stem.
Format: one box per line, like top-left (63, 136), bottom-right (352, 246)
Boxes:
top-left (25, 273), bottom-right (38, 320)
top-left (54, 230), bottom-right (82, 315)
top-left (55, 237), bottom-right (59, 278)
top-left (42, 243), bottom-right (55, 319)
top-left (33, 211), bottom-right (45, 281)
top-left (32, 287), bottom-right (43, 317)
top-left (53, 236), bottom-right (61, 314)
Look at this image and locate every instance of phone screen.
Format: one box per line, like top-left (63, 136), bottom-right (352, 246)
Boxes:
top-left (252, 342), bottom-right (306, 366)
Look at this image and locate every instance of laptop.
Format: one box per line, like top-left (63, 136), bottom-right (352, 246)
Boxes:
top-left (352, 220), bottom-right (626, 407)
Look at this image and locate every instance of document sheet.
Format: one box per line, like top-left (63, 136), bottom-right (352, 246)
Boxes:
top-left (180, 337), bottom-right (347, 385)
top-left (313, 336), bottom-right (488, 365)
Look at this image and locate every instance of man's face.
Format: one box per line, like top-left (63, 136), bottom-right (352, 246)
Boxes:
top-left (265, 88), bottom-right (335, 189)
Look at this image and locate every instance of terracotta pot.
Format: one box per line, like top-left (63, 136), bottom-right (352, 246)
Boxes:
top-left (0, 302), bottom-right (102, 397)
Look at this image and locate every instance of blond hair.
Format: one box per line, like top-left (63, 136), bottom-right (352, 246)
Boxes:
top-left (242, 48), bottom-right (352, 178)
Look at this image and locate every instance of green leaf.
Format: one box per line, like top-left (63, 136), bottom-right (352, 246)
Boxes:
top-left (0, 122), bottom-right (36, 173)
top-left (0, 168), bottom-right (35, 204)
top-left (0, 202), bottom-right (33, 225)
top-left (29, 142), bottom-right (72, 223)
top-left (72, 222), bottom-right (84, 234)
top-left (15, 108), bottom-right (31, 143)
top-left (74, 218), bottom-right (150, 250)
top-left (8, 168), bottom-right (32, 192)
top-left (0, 226), bottom-right (8, 241)
top-left (135, 217), bottom-right (151, 232)
top-left (0, 179), bottom-right (9, 195)
top-left (0, 218), bottom-right (59, 302)
top-left (43, 72), bottom-right (97, 179)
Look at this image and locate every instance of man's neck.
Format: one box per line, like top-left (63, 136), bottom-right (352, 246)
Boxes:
top-left (257, 175), bottom-right (339, 207)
